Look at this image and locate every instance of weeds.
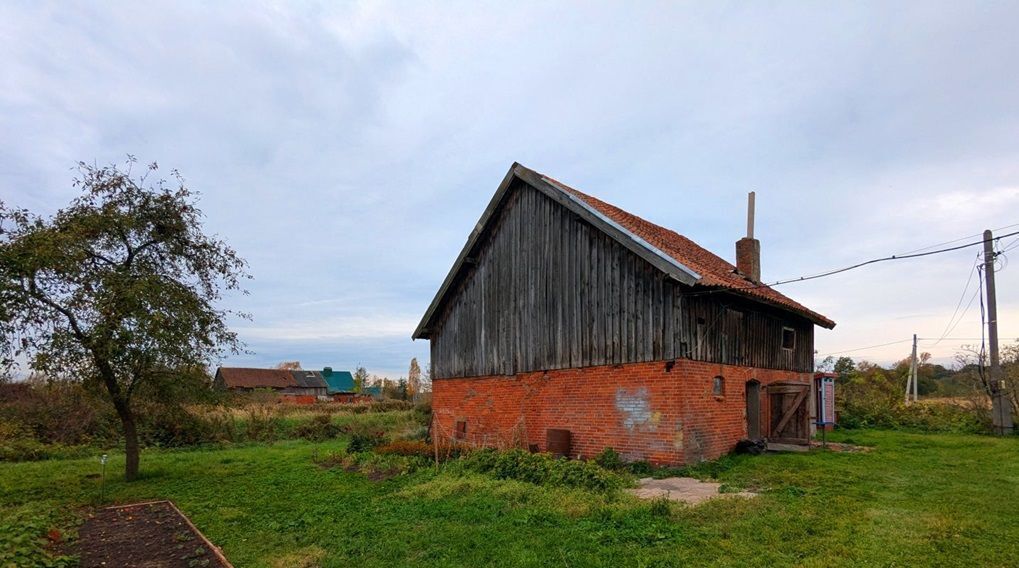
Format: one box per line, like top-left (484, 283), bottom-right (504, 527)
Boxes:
top-left (454, 448), bottom-right (625, 491)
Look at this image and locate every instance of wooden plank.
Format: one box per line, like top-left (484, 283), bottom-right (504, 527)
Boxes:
top-left (773, 388), bottom-right (809, 435)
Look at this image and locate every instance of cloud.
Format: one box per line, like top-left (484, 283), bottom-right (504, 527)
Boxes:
top-left (3, 1), bottom-right (1019, 374)
top-left (239, 315), bottom-right (421, 342)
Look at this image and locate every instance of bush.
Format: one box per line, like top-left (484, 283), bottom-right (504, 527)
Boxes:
top-left (370, 400), bottom-right (414, 413)
top-left (0, 381), bottom-right (112, 446)
top-left (0, 435), bottom-right (52, 461)
top-left (376, 440), bottom-right (433, 458)
top-left (627, 460), bottom-right (654, 476)
top-left (347, 429), bottom-right (387, 453)
top-left (242, 407), bottom-right (286, 442)
top-left (457, 448), bottom-right (624, 491)
top-left (293, 414), bottom-right (342, 442)
top-left (593, 447), bottom-right (624, 471)
top-left (135, 402), bottom-right (221, 448)
top-left (840, 399), bottom-right (988, 434)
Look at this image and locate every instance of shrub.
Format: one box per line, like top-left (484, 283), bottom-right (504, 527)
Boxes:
top-left (457, 448), bottom-right (624, 491)
top-left (370, 400), bottom-right (414, 413)
top-left (135, 402), bottom-right (220, 448)
top-left (376, 440), bottom-right (433, 458)
top-left (293, 414), bottom-right (342, 442)
top-left (242, 407), bottom-right (286, 442)
top-left (0, 381), bottom-right (111, 446)
top-left (347, 429), bottom-right (387, 453)
top-left (0, 435), bottom-right (51, 461)
top-left (840, 399), bottom-right (988, 434)
top-left (593, 447), bottom-right (624, 471)
top-left (627, 461), bottom-right (654, 476)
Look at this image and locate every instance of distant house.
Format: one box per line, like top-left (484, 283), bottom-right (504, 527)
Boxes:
top-left (320, 367), bottom-right (375, 403)
top-left (321, 368), bottom-right (356, 394)
top-left (214, 367), bottom-right (328, 397)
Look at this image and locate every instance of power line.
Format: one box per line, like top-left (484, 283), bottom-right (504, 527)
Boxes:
top-left (896, 223), bottom-right (1019, 255)
top-left (684, 228), bottom-right (1019, 298)
top-left (931, 254), bottom-right (981, 346)
top-left (818, 336), bottom-right (1019, 358)
top-left (919, 337), bottom-right (1019, 341)
top-left (773, 230), bottom-right (1019, 286)
top-left (1001, 236), bottom-right (1019, 253)
top-left (818, 338), bottom-right (912, 356)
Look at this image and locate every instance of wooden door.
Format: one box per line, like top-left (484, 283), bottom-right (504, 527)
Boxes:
top-left (768, 382), bottom-right (810, 445)
top-left (746, 380), bottom-right (761, 440)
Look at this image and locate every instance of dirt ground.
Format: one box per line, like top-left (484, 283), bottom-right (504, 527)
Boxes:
top-left (77, 501), bottom-right (231, 568)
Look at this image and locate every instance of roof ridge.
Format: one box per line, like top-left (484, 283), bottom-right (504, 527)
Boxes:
top-left (533, 167), bottom-right (834, 329)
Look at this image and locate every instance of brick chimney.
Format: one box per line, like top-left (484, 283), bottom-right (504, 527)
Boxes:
top-left (736, 191), bottom-right (761, 282)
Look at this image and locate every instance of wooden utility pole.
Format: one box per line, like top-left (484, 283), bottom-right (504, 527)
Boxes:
top-left (905, 334), bottom-right (918, 404)
top-left (983, 229), bottom-right (1014, 435)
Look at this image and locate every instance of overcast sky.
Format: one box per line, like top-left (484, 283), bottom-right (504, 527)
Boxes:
top-left (3, 1), bottom-right (1019, 377)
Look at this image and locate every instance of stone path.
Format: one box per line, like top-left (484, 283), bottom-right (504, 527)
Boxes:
top-left (627, 477), bottom-right (756, 505)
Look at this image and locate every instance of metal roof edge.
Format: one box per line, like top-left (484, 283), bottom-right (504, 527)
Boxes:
top-left (539, 175), bottom-right (702, 284)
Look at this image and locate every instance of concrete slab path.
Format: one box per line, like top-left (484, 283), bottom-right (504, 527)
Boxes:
top-left (627, 477), bottom-right (756, 505)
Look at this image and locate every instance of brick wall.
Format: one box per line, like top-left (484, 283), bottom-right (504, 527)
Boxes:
top-left (432, 360), bottom-right (810, 465)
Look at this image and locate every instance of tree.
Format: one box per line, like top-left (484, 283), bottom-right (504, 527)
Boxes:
top-left (408, 357), bottom-right (421, 400)
top-left (833, 356), bottom-right (856, 378)
top-left (353, 366), bottom-right (368, 393)
top-left (275, 361), bottom-right (301, 370)
top-left (0, 159), bottom-right (247, 480)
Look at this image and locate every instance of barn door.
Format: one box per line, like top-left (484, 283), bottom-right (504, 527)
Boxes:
top-left (768, 383), bottom-right (810, 445)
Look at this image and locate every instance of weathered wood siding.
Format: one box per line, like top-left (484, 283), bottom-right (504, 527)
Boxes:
top-left (430, 181), bottom-right (814, 379)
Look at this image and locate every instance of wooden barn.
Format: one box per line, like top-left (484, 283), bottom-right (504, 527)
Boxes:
top-left (213, 367), bottom-right (328, 398)
top-left (413, 163), bottom-right (835, 464)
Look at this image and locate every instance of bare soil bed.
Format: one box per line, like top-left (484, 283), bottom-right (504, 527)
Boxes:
top-left (77, 501), bottom-right (231, 568)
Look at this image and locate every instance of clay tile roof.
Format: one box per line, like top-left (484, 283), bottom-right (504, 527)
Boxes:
top-left (216, 367), bottom-right (298, 389)
top-left (544, 174), bottom-right (836, 329)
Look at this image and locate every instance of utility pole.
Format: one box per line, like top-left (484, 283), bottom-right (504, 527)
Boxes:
top-left (905, 334), bottom-right (918, 404)
top-left (983, 229), bottom-right (1014, 435)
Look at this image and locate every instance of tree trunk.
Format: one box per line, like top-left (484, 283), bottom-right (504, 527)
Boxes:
top-left (114, 400), bottom-right (140, 481)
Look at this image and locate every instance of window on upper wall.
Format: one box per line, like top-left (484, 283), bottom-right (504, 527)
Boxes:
top-left (781, 327), bottom-right (796, 350)
top-left (455, 420), bottom-right (467, 440)
top-left (712, 376), bottom-right (725, 396)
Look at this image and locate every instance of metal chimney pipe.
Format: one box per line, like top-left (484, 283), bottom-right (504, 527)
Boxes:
top-left (736, 191), bottom-right (761, 282)
top-left (747, 191), bottom-right (755, 239)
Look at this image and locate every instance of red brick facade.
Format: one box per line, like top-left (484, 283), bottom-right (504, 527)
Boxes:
top-left (432, 360), bottom-right (810, 465)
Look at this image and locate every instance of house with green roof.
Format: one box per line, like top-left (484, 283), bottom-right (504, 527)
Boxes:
top-left (321, 367), bottom-right (356, 394)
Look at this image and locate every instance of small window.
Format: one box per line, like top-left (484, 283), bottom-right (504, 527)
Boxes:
top-left (712, 376), bottom-right (725, 396)
top-left (781, 327), bottom-right (796, 350)
top-left (454, 420), bottom-right (467, 440)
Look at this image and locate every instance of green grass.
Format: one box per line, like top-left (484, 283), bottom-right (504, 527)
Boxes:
top-left (2, 430), bottom-right (1018, 567)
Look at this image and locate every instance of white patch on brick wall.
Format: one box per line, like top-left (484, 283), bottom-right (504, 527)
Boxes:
top-left (615, 387), bottom-right (660, 432)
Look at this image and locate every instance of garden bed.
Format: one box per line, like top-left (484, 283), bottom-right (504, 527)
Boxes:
top-left (77, 500), bottom-right (231, 567)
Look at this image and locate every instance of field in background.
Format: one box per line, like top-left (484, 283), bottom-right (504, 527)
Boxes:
top-left (2, 429), bottom-right (1018, 567)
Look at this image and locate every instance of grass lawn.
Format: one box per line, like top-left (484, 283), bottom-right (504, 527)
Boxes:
top-left (2, 429), bottom-right (1018, 567)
